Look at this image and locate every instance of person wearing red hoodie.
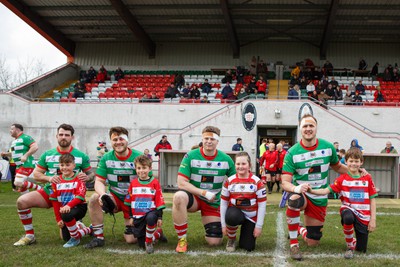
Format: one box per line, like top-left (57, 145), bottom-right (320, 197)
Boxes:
top-left (154, 135), bottom-right (172, 157)
top-left (259, 143), bottom-right (278, 193)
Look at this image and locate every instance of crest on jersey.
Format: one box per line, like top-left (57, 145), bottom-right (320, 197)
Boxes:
top-left (207, 162), bottom-right (212, 168)
top-left (240, 185), bottom-right (245, 191)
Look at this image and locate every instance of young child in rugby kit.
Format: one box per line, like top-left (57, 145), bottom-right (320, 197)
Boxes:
top-left (309, 147), bottom-right (377, 259)
top-left (220, 152), bottom-right (267, 252)
top-left (49, 154), bottom-right (92, 248)
top-left (124, 155), bottom-right (166, 254)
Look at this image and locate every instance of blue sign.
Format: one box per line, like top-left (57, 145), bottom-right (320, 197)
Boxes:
top-left (242, 103), bottom-right (257, 131)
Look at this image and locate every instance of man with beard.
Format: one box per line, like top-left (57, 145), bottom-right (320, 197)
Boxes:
top-left (13, 124), bottom-right (93, 246)
top-left (281, 114), bottom-right (349, 260)
top-left (85, 126), bottom-right (150, 248)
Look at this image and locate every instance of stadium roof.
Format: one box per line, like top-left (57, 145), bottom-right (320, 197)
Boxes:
top-left (3, 0), bottom-right (400, 59)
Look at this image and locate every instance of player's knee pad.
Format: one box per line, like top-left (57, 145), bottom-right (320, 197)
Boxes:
top-left (341, 209), bottom-right (355, 225)
top-left (287, 194), bottom-right (305, 209)
top-left (204, 222), bottom-right (222, 238)
top-left (306, 225), bottom-right (323, 241)
top-left (60, 212), bottom-right (74, 222)
top-left (225, 207), bottom-right (245, 226)
top-left (145, 211), bottom-right (158, 226)
top-left (124, 225), bottom-right (134, 235)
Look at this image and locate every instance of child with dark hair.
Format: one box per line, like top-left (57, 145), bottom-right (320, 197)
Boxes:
top-left (124, 155), bottom-right (166, 253)
top-left (50, 153), bottom-right (92, 248)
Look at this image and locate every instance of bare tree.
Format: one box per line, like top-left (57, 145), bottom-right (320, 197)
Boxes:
top-left (0, 55), bottom-right (12, 90)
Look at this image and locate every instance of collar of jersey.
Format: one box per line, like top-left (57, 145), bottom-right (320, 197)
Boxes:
top-left (57, 146), bottom-right (74, 154)
top-left (200, 147), bottom-right (218, 160)
top-left (300, 139), bottom-right (319, 151)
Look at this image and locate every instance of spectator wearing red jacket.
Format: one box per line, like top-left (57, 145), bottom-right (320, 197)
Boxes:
top-left (154, 135), bottom-right (172, 157)
top-left (275, 143), bottom-right (287, 193)
top-left (256, 76), bottom-right (268, 95)
top-left (259, 143), bottom-right (278, 193)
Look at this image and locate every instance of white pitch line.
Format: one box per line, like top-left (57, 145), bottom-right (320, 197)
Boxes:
top-left (107, 248), bottom-right (400, 260)
top-left (273, 211), bottom-right (287, 267)
top-left (107, 248), bottom-right (274, 257)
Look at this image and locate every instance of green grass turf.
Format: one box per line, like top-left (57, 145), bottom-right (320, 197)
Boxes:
top-left (1, 182), bottom-right (400, 267)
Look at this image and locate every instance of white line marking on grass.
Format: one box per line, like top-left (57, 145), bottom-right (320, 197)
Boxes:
top-left (107, 248), bottom-right (274, 257)
top-left (108, 248), bottom-right (400, 261)
top-left (273, 211), bottom-right (287, 267)
top-left (326, 211), bottom-right (400, 216)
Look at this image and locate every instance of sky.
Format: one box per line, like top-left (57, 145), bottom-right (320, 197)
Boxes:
top-left (0, 4), bottom-right (66, 73)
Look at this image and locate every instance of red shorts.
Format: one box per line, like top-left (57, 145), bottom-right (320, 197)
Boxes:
top-left (37, 189), bottom-right (53, 207)
top-left (193, 195), bottom-right (220, 217)
top-left (111, 192), bottom-right (130, 219)
top-left (16, 167), bottom-right (34, 177)
top-left (304, 197), bottom-right (327, 223)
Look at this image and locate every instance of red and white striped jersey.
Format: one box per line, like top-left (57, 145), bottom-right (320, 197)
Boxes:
top-left (124, 177), bottom-right (165, 219)
top-left (221, 173), bottom-right (267, 225)
top-left (49, 174), bottom-right (86, 206)
top-left (329, 173), bottom-right (378, 225)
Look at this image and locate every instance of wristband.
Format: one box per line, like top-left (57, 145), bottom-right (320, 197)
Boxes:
top-left (293, 185), bottom-right (302, 194)
top-left (204, 191), bottom-right (215, 201)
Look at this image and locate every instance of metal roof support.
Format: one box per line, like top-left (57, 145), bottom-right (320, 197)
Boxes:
top-left (1, 0), bottom-right (75, 59)
top-left (109, 0), bottom-right (156, 58)
top-left (319, 0), bottom-right (340, 60)
top-left (220, 0), bottom-right (240, 58)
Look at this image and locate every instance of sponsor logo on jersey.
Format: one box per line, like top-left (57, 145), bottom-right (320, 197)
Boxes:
top-left (201, 176), bottom-right (214, 183)
top-left (118, 175), bottom-right (130, 182)
top-left (198, 170), bottom-right (218, 175)
top-left (308, 165), bottom-right (321, 173)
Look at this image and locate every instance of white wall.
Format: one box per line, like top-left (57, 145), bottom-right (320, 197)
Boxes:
top-left (74, 42), bottom-right (400, 72)
top-left (1, 93), bottom-right (399, 165)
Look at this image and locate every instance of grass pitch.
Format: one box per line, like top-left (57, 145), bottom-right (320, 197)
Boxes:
top-left (1, 182), bottom-right (400, 267)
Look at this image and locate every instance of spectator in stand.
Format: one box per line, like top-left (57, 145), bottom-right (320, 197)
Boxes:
top-left (311, 67), bottom-right (322, 81)
top-left (288, 85), bottom-right (300, 100)
top-left (355, 80), bottom-right (366, 95)
top-left (236, 66), bottom-right (245, 84)
top-left (247, 77), bottom-right (257, 94)
top-left (88, 66), bottom-right (97, 81)
top-left (333, 85), bottom-right (343, 101)
top-left (306, 80), bottom-right (315, 97)
top-left (174, 73), bottom-right (185, 89)
top-left (99, 65), bottom-right (107, 76)
top-left (299, 76), bottom-right (307, 90)
top-left (237, 87), bottom-right (248, 101)
top-left (329, 77), bottom-right (339, 90)
top-left (370, 62), bottom-right (379, 81)
top-left (289, 74), bottom-right (300, 87)
top-left (343, 90), bottom-right (353, 105)
top-left (154, 135), bottom-right (172, 157)
top-left (81, 70), bottom-right (92, 83)
top-left (383, 68), bottom-right (392, 82)
top-left (348, 81), bottom-right (356, 96)
top-left (140, 93), bottom-right (150, 103)
top-left (373, 86), bottom-right (385, 102)
top-left (222, 69), bottom-right (233, 84)
top-left (200, 95), bottom-right (210, 103)
top-left (148, 92), bottom-right (160, 103)
top-left (73, 83), bottom-right (85, 98)
top-left (321, 76), bottom-right (329, 91)
top-left (380, 141), bottom-right (398, 154)
top-left (114, 67), bottom-right (124, 81)
top-left (96, 69), bottom-right (106, 83)
top-left (232, 138), bottom-right (244, 151)
top-left (352, 91), bottom-right (363, 105)
top-left (181, 84), bottom-right (191, 99)
top-left (350, 139), bottom-right (364, 153)
top-left (257, 60), bottom-right (268, 81)
top-left (256, 76), bottom-right (267, 95)
top-left (291, 64), bottom-right (300, 78)
top-left (322, 60), bottom-right (333, 76)
top-left (249, 56), bottom-right (257, 76)
top-left (189, 85), bottom-right (201, 99)
top-left (358, 59), bottom-right (368, 70)
top-left (201, 79), bottom-right (213, 94)
top-left (304, 58), bottom-right (315, 72)
top-left (164, 83), bottom-right (180, 99)
top-left (221, 82), bottom-right (234, 99)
